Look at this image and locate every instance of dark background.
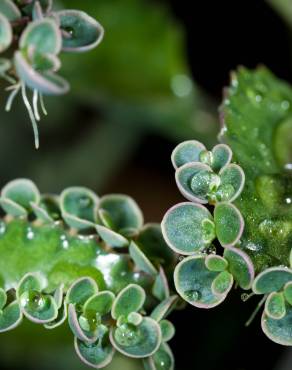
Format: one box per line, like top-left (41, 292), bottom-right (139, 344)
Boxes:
top-left (1, 0), bottom-right (292, 369)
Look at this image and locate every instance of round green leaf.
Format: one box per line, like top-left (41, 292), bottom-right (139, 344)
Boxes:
top-left (262, 304), bottom-right (292, 345)
top-left (265, 292), bottom-right (286, 320)
top-left (161, 202), bottom-right (214, 255)
top-left (171, 140), bottom-right (206, 169)
top-left (252, 267), bottom-right (292, 294)
top-left (211, 144), bottom-right (232, 172)
top-left (143, 343), bottom-right (174, 370)
top-left (0, 198), bottom-right (27, 217)
top-left (111, 284), bottom-right (145, 320)
top-left (0, 13), bottom-right (12, 52)
top-left (175, 162), bottom-right (216, 203)
top-left (211, 271), bottom-right (233, 296)
top-left (205, 255), bottom-right (228, 272)
top-left (57, 10), bottom-right (104, 52)
top-left (19, 291), bottom-right (58, 323)
top-left (68, 303), bottom-right (96, 342)
top-left (217, 164), bottom-right (245, 202)
top-left (224, 247), bottom-right (255, 290)
top-left (174, 255), bottom-right (229, 308)
top-left (84, 291), bottom-right (115, 317)
top-left (1, 179), bottom-right (40, 213)
top-left (45, 302), bottom-right (67, 329)
top-left (75, 334), bottom-right (115, 369)
top-left (99, 194), bottom-right (143, 232)
top-left (20, 19), bottom-right (61, 55)
top-left (110, 317), bottom-right (161, 358)
top-left (159, 319), bottom-right (175, 342)
top-left (16, 272), bottom-right (45, 300)
top-left (127, 312), bottom-right (143, 326)
top-left (60, 186), bottom-right (99, 229)
top-left (214, 203), bottom-right (244, 247)
top-left (66, 277), bottom-right (98, 306)
top-left (0, 0), bottom-right (21, 21)
top-left (0, 301), bottom-right (22, 333)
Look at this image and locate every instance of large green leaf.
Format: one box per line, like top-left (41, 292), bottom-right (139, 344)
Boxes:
top-left (221, 67), bottom-right (292, 272)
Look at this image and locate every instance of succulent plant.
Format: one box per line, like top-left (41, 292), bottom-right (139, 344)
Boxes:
top-left (0, 178), bottom-right (177, 369)
top-left (162, 67), bottom-right (292, 346)
top-left (0, 0), bottom-right (104, 148)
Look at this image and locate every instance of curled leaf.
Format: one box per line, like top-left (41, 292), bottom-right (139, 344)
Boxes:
top-left (95, 225), bottom-right (129, 248)
top-left (66, 277), bottom-right (98, 306)
top-left (217, 164), bottom-right (245, 202)
top-left (57, 10), bottom-right (104, 52)
top-left (0, 13), bottom-right (12, 53)
top-left (253, 267), bottom-right (292, 294)
top-left (0, 0), bottom-right (21, 21)
top-left (0, 301), bottom-right (22, 333)
top-left (211, 144), bottom-right (232, 172)
top-left (262, 305), bottom-right (292, 345)
top-left (265, 292), bottom-right (286, 320)
top-left (171, 140), bottom-right (206, 169)
top-left (111, 284), bottom-right (145, 320)
top-left (129, 241), bottom-right (157, 276)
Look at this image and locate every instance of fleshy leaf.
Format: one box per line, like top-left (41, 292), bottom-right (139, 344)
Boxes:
top-left (152, 267), bottom-right (170, 301)
top-left (57, 10), bottom-right (104, 52)
top-left (127, 312), bottom-right (143, 326)
top-left (205, 255), bottom-right (228, 272)
top-left (0, 301), bottom-right (22, 333)
top-left (53, 284), bottom-right (64, 309)
top-left (0, 57), bottom-right (10, 73)
top-left (68, 303), bottom-right (96, 342)
top-left (0, 198), bottom-right (27, 217)
top-left (224, 247), bottom-right (255, 289)
top-left (19, 291), bottom-right (58, 323)
top-left (95, 225), bottom-right (129, 248)
top-left (253, 267), bottom-right (292, 294)
top-left (217, 164), bottom-right (245, 202)
top-left (44, 302), bottom-right (67, 329)
top-left (175, 162), bottom-right (216, 203)
top-left (0, 0), bottom-right (21, 21)
top-left (66, 277), bottom-right (98, 306)
top-left (284, 282), bottom-right (292, 305)
top-left (211, 144), bottom-right (232, 172)
top-left (110, 317), bottom-right (161, 358)
top-left (143, 343), bottom-right (174, 370)
top-left (84, 291), bottom-right (115, 317)
top-left (129, 241), bottom-right (157, 276)
top-left (150, 296), bottom-right (178, 322)
top-left (16, 272), bottom-right (44, 300)
top-left (0, 13), bottom-right (12, 53)
top-left (214, 203), bottom-right (244, 247)
top-left (99, 194), bottom-right (143, 232)
top-left (74, 334), bottom-right (115, 369)
top-left (262, 304), bottom-right (292, 345)
top-left (111, 284), bottom-right (145, 320)
top-left (60, 186), bottom-right (99, 229)
top-left (174, 256), bottom-right (229, 308)
top-left (14, 51), bottom-right (70, 95)
top-left (265, 292), bottom-right (286, 320)
top-left (20, 19), bottom-right (61, 55)
top-left (159, 320), bottom-right (175, 342)
top-left (1, 179), bottom-right (40, 215)
top-left (22, 0), bottom-right (52, 16)
top-left (171, 140), bottom-right (206, 169)
top-left (161, 202), bottom-right (214, 255)
top-left (211, 271), bottom-right (233, 296)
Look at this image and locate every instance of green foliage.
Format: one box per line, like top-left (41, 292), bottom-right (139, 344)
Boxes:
top-left (0, 178), bottom-right (177, 369)
top-left (163, 67), bottom-right (292, 346)
top-left (0, 0), bottom-right (104, 148)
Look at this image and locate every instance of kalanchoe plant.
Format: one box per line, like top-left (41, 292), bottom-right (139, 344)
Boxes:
top-left (0, 178), bottom-right (178, 369)
top-left (0, 0), bottom-right (104, 148)
top-left (162, 67), bottom-right (292, 346)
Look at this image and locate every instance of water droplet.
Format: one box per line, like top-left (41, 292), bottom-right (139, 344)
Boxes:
top-left (60, 234), bottom-right (69, 249)
top-left (26, 227), bottom-right (34, 240)
top-left (203, 244), bottom-right (217, 255)
top-left (114, 323), bottom-right (140, 346)
top-left (171, 74), bottom-right (193, 98)
top-left (20, 290), bottom-right (47, 311)
top-left (184, 290), bottom-right (200, 301)
top-left (245, 242), bottom-right (261, 252)
top-left (255, 94), bottom-right (262, 103)
top-left (285, 197), bottom-right (292, 204)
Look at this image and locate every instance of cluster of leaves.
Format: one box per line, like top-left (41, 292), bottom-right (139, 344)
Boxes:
top-left (162, 140), bottom-right (254, 308)
top-left (0, 0), bottom-right (103, 148)
top-left (0, 178), bottom-right (177, 369)
top-left (162, 67), bottom-right (292, 346)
